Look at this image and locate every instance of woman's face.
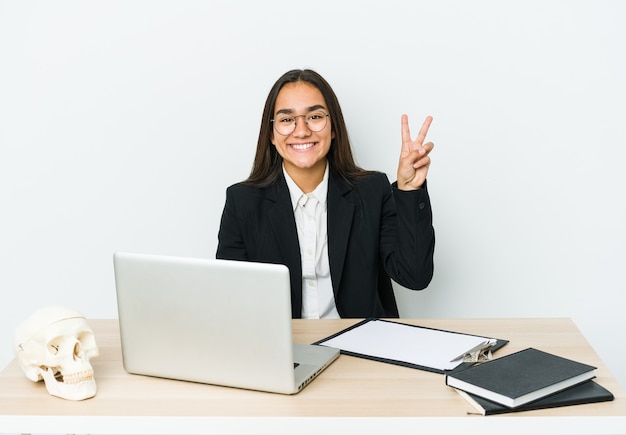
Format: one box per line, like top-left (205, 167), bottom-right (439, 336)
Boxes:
top-left (271, 81), bottom-right (334, 179)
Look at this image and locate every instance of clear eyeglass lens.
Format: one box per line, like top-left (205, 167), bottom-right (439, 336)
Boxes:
top-left (274, 111), bottom-right (328, 135)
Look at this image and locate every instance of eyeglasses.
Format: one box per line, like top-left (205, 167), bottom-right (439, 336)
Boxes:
top-left (271, 111), bottom-right (330, 136)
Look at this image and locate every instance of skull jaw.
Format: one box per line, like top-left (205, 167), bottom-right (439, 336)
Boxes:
top-left (40, 367), bottom-right (97, 400)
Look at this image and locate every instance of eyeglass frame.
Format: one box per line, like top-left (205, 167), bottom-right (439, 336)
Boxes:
top-left (270, 111), bottom-right (330, 136)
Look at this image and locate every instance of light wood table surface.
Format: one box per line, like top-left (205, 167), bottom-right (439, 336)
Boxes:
top-left (1, 318), bottom-right (625, 434)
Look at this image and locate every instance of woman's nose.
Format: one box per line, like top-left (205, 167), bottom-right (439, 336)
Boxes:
top-left (292, 116), bottom-right (311, 136)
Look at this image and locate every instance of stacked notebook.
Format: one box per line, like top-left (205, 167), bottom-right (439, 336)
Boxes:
top-left (445, 348), bottom-right (614, 415)
top-left (315, 321), bottom-right (615, 416)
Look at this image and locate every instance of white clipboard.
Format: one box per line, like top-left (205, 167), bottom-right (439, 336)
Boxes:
top-left (315, 319), bottom-right (508, 373)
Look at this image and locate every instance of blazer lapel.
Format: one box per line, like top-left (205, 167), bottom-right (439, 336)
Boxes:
top-left (327, 172), bottom-right (355, 297)
top-left (266, 175), bottom-right (303, 314)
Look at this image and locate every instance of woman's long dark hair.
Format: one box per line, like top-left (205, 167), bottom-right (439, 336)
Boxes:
top-left (245, 69), bottom-right (370, 187)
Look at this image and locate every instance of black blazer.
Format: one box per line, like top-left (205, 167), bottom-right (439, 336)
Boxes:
top-left (216, 170), bottom-right (435, 318)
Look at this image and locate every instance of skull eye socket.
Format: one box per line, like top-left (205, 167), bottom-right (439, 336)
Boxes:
top-left (78, 332), bottom-right (96, 351)
top-left (46, 337), bottom-right (84, 358)
top-left (47, 338), bottom-right (63, 356)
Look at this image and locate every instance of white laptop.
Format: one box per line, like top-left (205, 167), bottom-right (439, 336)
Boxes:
top-left (113, 252), bottom-right (339, 394)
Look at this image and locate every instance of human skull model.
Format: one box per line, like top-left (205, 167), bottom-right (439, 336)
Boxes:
top-left (13, 305), bottom-right (99, 400)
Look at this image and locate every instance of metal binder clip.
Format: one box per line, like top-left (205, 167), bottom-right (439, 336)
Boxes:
top-left (450, 339), bottom-right (497, 363)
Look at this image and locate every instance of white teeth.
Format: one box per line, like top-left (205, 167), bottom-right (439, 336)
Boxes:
top-left (291, 143), bottom-right (315, 150)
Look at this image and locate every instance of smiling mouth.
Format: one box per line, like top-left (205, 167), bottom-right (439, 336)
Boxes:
top-left (290, 142), bottom-right (316, 151)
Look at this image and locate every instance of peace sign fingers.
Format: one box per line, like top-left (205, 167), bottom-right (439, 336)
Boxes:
top-left (398, 114), bottom-right (434, 191)
top-left (402, 114), bottom-right (433, 154)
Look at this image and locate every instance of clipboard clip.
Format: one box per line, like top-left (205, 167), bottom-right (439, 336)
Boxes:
top-left (450, 339), bottom-right (497, 363)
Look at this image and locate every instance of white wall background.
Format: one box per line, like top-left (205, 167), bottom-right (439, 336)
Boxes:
top-left (1, 0), bottom-right (625, 389)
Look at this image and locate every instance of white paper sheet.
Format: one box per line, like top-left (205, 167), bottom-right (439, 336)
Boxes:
top-left (319, 319), bottom-right (495, 371)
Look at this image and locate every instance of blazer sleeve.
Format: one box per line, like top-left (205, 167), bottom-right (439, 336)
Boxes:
top-left (381, 179), bottom-right (435, 290)
top-left (216, 184), bottom-right (249, 261)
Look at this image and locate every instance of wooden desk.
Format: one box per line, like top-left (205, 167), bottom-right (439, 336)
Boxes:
top-left (1, 318), bottom-right (625, 434)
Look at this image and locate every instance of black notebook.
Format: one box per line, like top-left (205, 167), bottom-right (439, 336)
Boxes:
top-left (454, 380), bottom-right (613, 415)
top-left (445, 348), bottom-right (597, 408)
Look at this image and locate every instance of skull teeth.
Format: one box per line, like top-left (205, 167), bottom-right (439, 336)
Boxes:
top-left (55, 369), bottom-right (95, 384)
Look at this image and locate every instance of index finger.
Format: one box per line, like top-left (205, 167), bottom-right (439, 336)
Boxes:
top-left (414, 115), bottom-right (433, 147)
